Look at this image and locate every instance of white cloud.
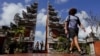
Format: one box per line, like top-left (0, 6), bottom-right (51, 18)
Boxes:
top-left (34, 8), bottom-right (47, 42)
top-left (35, 31), bottom-right (46, 41)
top-left (40, 8), bottom-right (46, 13)
top-left (0, 2), bottom-right (47, 41)
top-left (37, 8), bottom-right (47, 26)
top-left (55, 0), bottom-right (68, 4)
top-left (0, 2), bottom-right (47, 44)
top-left (74, 11), bottom-right (91, 39)
top-left (97, 26), bottom-right (100, 34)
top-left (76, 11), bottom-right (100, 40)
top-left (25, 0), bottom-right (32, 4)
top-left (78, 26), bottom-right (92, 38)
top-left (96, 26), bottom-right (100, 38)
top-left (0, 2), bottom-right (25, 26)
top-left (76, 11), bottom-right (89, 27)
top-left (34, 31), bottom-right (46, 48)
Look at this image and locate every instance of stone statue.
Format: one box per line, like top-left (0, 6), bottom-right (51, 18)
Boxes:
top-left (22, 11), bottom-right (27, 19)
top-left (14, 13), bottom-right (22, 23)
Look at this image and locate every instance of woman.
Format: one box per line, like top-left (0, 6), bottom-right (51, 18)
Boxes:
top-left (64, 8), bottom-right (86, 54)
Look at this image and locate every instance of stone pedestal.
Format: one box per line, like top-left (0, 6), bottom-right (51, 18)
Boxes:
top-left (90, 43), bottom-right (95, 55)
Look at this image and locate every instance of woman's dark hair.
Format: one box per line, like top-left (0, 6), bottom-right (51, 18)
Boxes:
top-left (69, 8), bottom-right (77, 15)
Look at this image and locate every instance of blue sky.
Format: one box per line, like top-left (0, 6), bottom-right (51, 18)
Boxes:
top-left (0, 0), bottom-right (100, 42)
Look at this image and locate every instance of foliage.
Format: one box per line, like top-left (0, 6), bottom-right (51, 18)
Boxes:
top-left (3, 25), bottom-right (26, 53)
top-left (58, 36), bottom-right (67, 43)
top-left (55, 36), bottom-right (69, 52)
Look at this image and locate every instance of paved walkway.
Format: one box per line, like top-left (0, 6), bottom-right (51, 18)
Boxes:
top-left (0, 53), bottom-right (91, 56)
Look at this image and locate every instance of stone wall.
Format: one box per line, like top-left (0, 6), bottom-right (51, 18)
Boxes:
top-left (94, 41), bottom-right (100, 55)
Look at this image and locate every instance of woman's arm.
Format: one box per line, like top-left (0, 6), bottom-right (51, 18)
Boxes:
top-left (64, 21), bottom-right (68, 34)
top-left (77, 16), bottom-right (86, 32)
top-left (79, 24), bottom-right (86, 32)
top-left (64, 16), bottom-right (70, 34)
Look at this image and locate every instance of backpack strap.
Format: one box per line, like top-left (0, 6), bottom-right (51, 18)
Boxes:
top-left (74, 16), bottom-right (81, 26)
top-left (66, 16), bottom-right (70, 29)
top-left (67, 15), bottom-right (70, 22)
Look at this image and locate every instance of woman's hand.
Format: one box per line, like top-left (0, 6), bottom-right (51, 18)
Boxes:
top-left (80, 24), bottom-right (86, 32)
top-left (82, 28), bottom-right (86, 32)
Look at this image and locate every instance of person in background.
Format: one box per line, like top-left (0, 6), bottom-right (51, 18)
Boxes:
top-left (64, 8), bottom-right (86, 55)
top-left (35, 41), bottom-right (39, 52)
top-left (40, 41), bottom-right (44, 51)
top-left (9, 38), bottom-right (17, 54)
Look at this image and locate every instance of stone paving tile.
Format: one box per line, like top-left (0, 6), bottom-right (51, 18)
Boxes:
top-left (0, 53), bottom-right (96, 56)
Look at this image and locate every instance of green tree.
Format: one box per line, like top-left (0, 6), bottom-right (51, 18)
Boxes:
top-left (57, 36), bottom-right (69, 52)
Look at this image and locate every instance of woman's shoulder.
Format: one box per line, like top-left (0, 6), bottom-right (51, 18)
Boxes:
top-left (70, 15), bottom-right (78, 20)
